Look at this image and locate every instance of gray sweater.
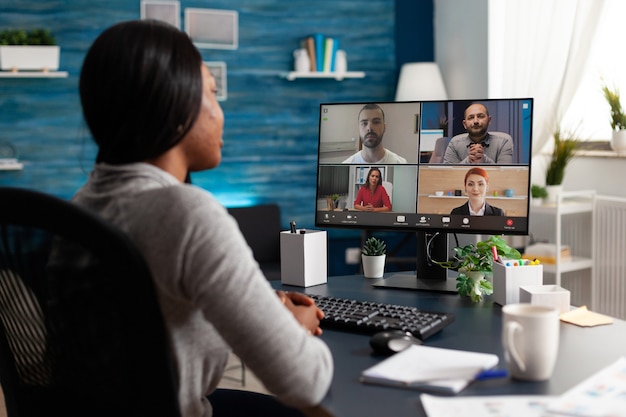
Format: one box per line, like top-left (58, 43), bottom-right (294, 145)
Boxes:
top-left (72, 163), bottom-right (333, 417)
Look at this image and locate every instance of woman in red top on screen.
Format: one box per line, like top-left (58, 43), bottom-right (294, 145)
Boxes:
top-left (354, 167), bottom-right (392, 212)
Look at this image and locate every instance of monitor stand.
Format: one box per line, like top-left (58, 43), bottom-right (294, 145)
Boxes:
top-left (372, 231), bottom-right (458, 294)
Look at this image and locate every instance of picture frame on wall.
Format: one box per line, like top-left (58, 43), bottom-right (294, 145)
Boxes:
top-left (185, 8), bottom-right (238, 50)
top-left (140, 1), bottom-right (181, 29)
top-left (205, 61), bottom-right (227, 101)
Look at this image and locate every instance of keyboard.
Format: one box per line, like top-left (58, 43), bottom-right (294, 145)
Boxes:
top-left (307, 294), bottom-right (455, 340)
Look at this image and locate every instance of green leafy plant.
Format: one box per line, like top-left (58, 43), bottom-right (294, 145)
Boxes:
top-left (436, 235), bottom-right (521, 303)
top-left (601, 82), bottom-right (626, 131)
top-left (362, 237), bottom-right (386, 256)
top-left (0, 29), bottom-right (56, 46)
top-left (545, 124), bottom-right (580, 186)
top-left (531, 184), bottom-right (548, 199)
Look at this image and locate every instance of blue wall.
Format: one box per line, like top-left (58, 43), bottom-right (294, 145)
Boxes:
top-left (0, 0), bottom-right (434, 275)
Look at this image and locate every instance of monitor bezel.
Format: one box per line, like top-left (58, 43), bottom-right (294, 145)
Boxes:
top-left (314, 98), bottom-right (534, 237)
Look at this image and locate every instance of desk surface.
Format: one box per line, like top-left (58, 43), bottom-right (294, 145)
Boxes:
top-left (272, 274), bottom-right (626, 417)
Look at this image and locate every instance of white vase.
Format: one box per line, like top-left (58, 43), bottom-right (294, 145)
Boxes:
top-left (545, 185), bottom-right (563, 204)
top-left (293, 48), bottom-right (310, 73)
top-left (362, 254), bottom-right (386, 278)
top-left (611, 129), bottom-right (626, 154)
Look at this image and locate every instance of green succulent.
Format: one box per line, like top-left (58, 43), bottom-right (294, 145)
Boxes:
top-left (0, 29), bottom-right (56, 46)
top-left (362, 237), bottom-right (386, 256)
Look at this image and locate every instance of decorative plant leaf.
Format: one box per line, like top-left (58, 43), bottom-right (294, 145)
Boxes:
top-left (362, 237), bottom-right (386, 256)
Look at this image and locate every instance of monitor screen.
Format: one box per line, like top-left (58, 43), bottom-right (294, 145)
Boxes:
top-left (314, 98), bottom-right (534, 292)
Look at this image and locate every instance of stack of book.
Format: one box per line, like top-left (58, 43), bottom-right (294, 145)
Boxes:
top-left (301, 34), bottom-right (340, 73)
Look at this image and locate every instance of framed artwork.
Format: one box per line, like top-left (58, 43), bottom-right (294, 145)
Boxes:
top-left (205, 61), bottom-right (227, 101)
top-left (185, 8), bottom-right (238, 49)
top-left (140, 1), bottom-right (180, 29)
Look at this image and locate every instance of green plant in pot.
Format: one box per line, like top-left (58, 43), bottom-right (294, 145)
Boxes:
top-left (545, 124), bottom-right (579, 201)
top-left (601, 82), bottom-right (626, 154)
top-left (361, 237), bottom-right (386, 278)
top-left (0, 29), bottom-right (56, 45)
top-left (531, 184), bottom-right (548, 206)
top-left (435, 235), bottom-right (521, 303)
top-left (0, 28), bottom-right (59, 72)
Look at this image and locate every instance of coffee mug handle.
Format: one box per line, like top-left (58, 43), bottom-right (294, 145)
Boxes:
top-left (504, 321), bottom-right (526, 372)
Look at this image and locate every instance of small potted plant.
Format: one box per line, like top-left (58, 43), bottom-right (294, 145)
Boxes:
top-left (601, 82), bottom-right (626, 154)
top-left (436, 235), bottom-right (521, 303)
top-left (531, 184), bottom-right (548, 206)
top-left (0, 28), bottom-right (60, 72)
top-left (545, 123), bottom-right (579, 203)
top-left (361, 236), bottom-right (386, 278)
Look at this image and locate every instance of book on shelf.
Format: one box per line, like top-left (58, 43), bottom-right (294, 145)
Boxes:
top-left (301, 34), bottom-right (341, 73)
top-left (304, 36), bottom-right (316, 72)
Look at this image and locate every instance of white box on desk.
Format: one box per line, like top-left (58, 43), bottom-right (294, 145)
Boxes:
top-left (280, 230), bottom-right (327, 287)
top-left (519, 285), bottom-right (570, 315)
top-left (492, 262), bottom-right (543, 305)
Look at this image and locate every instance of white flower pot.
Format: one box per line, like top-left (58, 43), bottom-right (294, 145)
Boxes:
top-left (545, 185), bottom-right (563, 204)
top-left (362, 254), bottom-right (386, 278)
top-left (611, 129), bottom-right (626, 155)
top-left (0, 45), bottom-right (60, 71)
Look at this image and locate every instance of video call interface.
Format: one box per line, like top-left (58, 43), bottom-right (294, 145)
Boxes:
top-left (315, 98), bottom-right (534, 236)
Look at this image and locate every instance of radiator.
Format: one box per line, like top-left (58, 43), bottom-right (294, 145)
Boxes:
top-left (593, 196), bottom-right (626, 320)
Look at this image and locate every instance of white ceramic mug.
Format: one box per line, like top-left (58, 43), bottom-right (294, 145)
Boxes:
top-left (502, 303), bottom-right (560, 381)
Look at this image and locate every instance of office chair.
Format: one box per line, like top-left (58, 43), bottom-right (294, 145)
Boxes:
top-left (227, 204), bottom-right (282, 281)
top-left (428, 137), bottom-right (450, 163)
top-left (0, 187), bottom-right (180, 417)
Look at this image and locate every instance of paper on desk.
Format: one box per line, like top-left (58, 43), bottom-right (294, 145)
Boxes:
top-left (546, 357), bottom-right (626, 417)
top-left (559, 305), bottom-right (613, 327)
top-left (421, 394), bottom-right (559, 417)
top-left (360, 344), bottom-right (498, 394)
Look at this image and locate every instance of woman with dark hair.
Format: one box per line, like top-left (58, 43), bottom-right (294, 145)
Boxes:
top-left (75, 20), bottom-right (332, 417)
top-left (353, 167), bottom-right (392, 211)
top-left (450, 167), bottom-right (504, 216)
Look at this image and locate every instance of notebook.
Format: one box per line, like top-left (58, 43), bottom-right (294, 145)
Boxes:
top-left (360, 344), bottom-right (499, 394)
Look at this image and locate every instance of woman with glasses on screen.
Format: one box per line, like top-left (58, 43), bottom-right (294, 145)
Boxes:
top-left (451, 167), bottom-right (504, 216)
top-left (354, 167), bottom-right (392, 212)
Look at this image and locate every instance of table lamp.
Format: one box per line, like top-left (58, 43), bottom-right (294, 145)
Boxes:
top-left (395, 62), bottom-right (447, 101)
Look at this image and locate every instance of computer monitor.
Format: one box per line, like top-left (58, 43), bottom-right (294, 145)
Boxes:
top-left (314, 98), bottom-right (533, 292)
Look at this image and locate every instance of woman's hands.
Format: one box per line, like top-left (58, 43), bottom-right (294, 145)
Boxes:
top-left (277, 290), bottom-right (324, 336)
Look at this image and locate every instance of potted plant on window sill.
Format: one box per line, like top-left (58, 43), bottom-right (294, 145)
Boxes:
top-left (601, 82), bottom-right (626, 154)
top-left (531, 184), bottom-right (548, 206)
top-left (361, 236), bottom-right (386, 279)
top-left (0, 29), bottom-right (60, 73)
top-left (435, 235), bottom-right (521, 303)
top-left (545, 124), bottom-right (580, 203)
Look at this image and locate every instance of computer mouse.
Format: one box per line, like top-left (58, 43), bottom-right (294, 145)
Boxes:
top-left (369, 330), bottom-right (422, 356)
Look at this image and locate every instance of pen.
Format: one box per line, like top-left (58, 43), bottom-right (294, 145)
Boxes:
top-left (290, 220), bottom-right (297, 233)
top-left (491, 245), bottom-right (499, 262)
top-left (475, 369), bottom-right (508, 380)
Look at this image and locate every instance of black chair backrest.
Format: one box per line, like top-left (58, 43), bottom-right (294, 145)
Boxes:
top-left (227, 204), bottom-right (281, 264)
top-left (0, 187), bottom-right (180, 417)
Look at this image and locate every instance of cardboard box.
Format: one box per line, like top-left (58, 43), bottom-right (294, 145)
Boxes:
top-left (280, 229), bottom-right (327, 287)
top-left (492, 261), bottom-right (543, 305)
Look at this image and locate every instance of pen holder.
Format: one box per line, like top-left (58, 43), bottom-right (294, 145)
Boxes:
top-left (492, 262), bottom-right (543, 305)
top-left (280, 230), bottom-right (327, 287)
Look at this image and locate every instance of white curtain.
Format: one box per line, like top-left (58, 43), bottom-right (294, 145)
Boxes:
top-left (488, 0), bottom-right (606, 156)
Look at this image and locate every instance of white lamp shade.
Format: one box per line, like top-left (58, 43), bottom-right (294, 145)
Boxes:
top-left (395, 62), bottom-right (448, 101)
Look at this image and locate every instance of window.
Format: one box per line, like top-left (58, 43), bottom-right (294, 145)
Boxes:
top-left (561, 1), bottom-right (626, 141)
